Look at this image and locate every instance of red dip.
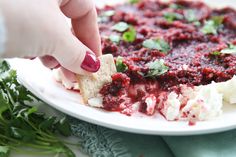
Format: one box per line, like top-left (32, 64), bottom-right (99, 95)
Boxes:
top-left (97, 0), bottom-right (236, 117)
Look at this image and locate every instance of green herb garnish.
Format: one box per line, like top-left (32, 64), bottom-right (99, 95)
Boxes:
top-left (112, 22), bottom-right (129, 32)
top-left (122, 26), bottom-right (136, 42)
top-left (201, 16), bottom-right (224, 35)
top-left (163, 12), bottom-right (184, 23)
top-left (142, 39), bottom-right (170, 53)
top-left (98, 10), bottom-right (115, 23)
top-left (221, 44), bottom-right (236, 54)
top-left (184, 9), bottom-right (198, 22)
top-left (129, 0), bottom-right (140, 4)
top-left (193, 21), bottom-right (201, 27)
top-left (211, 51), bottom-right (221, 56)
top-left (170, 4), bottom-right (184, 9)
top-left (116, 56), bottom-right (128, 72)
top-left (101, 10), bottom-right (115, 17)
top-left (109, 35), bottom-right (121, 44)
top-left (146, 59), bottom-right (169, 77)
top-left (0, 60), bottom-right (76, 157)
top-left (212, 16), bottom-right (224, 26)
top-left (0, 146), bottom-right (10, 157)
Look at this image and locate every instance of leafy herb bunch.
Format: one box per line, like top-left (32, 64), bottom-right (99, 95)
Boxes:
top-left (0, 60), bottom-right (76, 157)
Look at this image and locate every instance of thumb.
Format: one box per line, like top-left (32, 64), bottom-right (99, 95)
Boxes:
top-left (52, 34), bottom-right (100, 75)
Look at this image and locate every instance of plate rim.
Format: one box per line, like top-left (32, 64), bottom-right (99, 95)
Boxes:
top-left (8, 58), bottom-right (236, 136)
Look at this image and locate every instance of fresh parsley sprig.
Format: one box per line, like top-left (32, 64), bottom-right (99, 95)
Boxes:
top-left (0, 60), bottom-right (76, 157)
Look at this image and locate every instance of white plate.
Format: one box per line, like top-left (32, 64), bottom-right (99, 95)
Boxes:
top-left (7, 58), bottom-right (236, 135)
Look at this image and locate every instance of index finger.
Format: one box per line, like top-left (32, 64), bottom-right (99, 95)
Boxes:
top-left (60, 0), bottom-right (102, 56)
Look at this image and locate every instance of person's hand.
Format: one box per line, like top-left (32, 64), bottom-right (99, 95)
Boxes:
top-left (0, 0), bottom-right (102, 75)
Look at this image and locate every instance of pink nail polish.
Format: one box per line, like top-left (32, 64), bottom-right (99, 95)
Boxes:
top-left (81, 51), bottom-right (100, 72)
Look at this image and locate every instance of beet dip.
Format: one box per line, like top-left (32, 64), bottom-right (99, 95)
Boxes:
top-left (97, 0), bottom-right (236, 116)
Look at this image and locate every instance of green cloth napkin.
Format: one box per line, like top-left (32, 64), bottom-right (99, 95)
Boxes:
top-left (68, 117), bottom-right (236, 157)
top-left (34, 102), bottom-right (236, 157)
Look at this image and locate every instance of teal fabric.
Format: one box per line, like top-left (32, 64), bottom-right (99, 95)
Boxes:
top-left (68, 116), bottom-right (236, 157)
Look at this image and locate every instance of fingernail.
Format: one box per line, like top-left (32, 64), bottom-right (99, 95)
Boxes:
top-left (81, 51), bottom-right (100, 72)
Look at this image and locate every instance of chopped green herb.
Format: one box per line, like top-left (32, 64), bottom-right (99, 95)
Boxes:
top-left (193, 21), bottom-right (201, 27)
top-left (211, 51), bottom-right (221, 56)
top-left (221, 44), bottom-right (236, 54)
top-left (170, 4), bottom-right (184, 9)
top-left (212, 16), bottom-right (224, 26)
top-left (109, 35), bottom-right (121, 44)
top-left (97, 17), bottom-right (109, 23)
top-left (184, 9), bottom-right (197, 22)
top-left (116, 56), bottom-right (128, 72)
top-left (129, 0), bottom-right (140, 4)
top-left (0, 60), bottom-right (76, 157)
top-left (98, 10), bottom-right (115, 23)
top-left (122, 26), bottom-right (136, 42)
top-left (201, 16), bottom-right (224, 35)
top-left (142, 39), bottom-right (170, 53)
top-left (163, 12), bottom-right (184, 23)
top-left (101, 10), bottom-right (115, 17)
top-left (146, 59), bottom-right (169, 77)
top-left (0, 146), bottom-right (10, 157)
top-left (112, 22), bottom-right (129, 32)
top-left (201, 20), bottom-right (217, 34)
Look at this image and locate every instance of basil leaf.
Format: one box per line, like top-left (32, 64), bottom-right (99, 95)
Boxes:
top-left (221, 44), bottom-right (236, 54)
top-left (146, 59), bottom-right (169, 77)
top-left (184, 9), bottom-right (197, 22)
top-left (201, 16), bottom-right (224, 35)
top-left (109, 35), bottom-right (121, 44)
top-left (112, 22), bottom-right (129, 32)
top-left (122, 26), bottom-right (136, 42)
top-left (163, 12), bottom-right (184, 23)
top-left (142, 39), bottom-right (170, 53)
top-left (116, 56), bottom-right (128, 72)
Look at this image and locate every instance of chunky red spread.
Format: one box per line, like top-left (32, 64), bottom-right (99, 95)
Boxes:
top-left (97, 0), bottom-right (236, 117)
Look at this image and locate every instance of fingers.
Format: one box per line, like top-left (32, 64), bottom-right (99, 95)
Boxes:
top-left (40, 55), bottom-right (60, 69)
top-left (60, 67), bottom-right (77, 83)
top-left (60, 0), bottom-right (102, 56)
top-left (52, 33), bottom-right (100, 75)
